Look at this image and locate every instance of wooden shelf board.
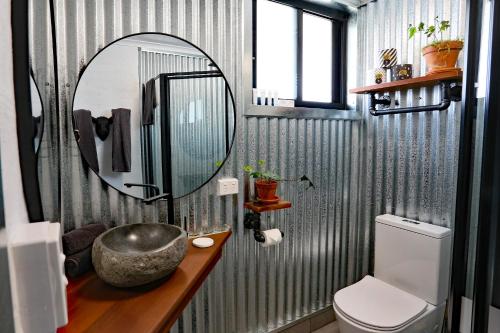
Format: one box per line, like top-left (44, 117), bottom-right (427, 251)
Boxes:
top-left (244, 200), bottom-right (292, 213)
top-left (349, 69), bottom-right (462, 94)
top-left (58, 231), bottom-right (231, 333)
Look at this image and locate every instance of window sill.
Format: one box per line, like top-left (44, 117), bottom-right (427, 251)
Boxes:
top-left (244, 105), bottom-right (361, 120)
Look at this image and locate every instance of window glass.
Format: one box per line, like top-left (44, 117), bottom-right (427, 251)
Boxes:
top-left (302, 13), bottom-right (332, 103)
top-left (256, 0), bottom-right (297, 99)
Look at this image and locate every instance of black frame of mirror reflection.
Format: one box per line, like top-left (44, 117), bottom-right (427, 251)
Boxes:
top-left (12, 0), bottom-right (44, 222)
top-left (71, 32), bottom-right (237, 220)
top-left (252, 0), bottom-right (349, 109)
top-left (30, 70), bottom-right (46, 157)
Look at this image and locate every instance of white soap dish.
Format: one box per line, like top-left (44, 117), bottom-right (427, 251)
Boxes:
top-left (192, 237), bottom-right (215, 248)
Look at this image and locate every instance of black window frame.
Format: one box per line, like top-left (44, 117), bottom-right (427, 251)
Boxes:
top-left (252, 0), bottom-right (349, 109)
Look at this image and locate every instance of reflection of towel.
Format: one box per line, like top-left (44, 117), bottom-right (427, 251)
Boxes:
top-left (112, 108), bottom-right (131, 172)
top-left (62, 223), bottom-right (106, 255)
top-left (65, 246), bottom-right (92, 278)
top-left (142, 79), bottom-right (157, 125)
top-left (73, 109), bottom-right (99, 172)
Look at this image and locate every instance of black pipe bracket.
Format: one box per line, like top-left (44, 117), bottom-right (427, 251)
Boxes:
top-left (369, 80), bottom-right (462, 116)
top-left (244, 212), bottom-right (284, 243)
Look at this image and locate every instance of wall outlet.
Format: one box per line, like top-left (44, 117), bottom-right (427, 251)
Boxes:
top-left (217, 178), bottom-right (239, 196)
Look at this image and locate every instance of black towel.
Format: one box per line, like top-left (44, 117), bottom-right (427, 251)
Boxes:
top-left (65, 246), bottom-right (92, 278)
top-left (142, 79), bottom-right (157, 125)
top-left (112, 108), bottom-right (131, 172)
top-left (62, 223), bottom-right (106, 256)
top-left (73, 109), bottom-right (99, 172)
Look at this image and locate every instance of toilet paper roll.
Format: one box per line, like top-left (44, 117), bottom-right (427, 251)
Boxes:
top-left (260, 229), bottom-right (283, 247)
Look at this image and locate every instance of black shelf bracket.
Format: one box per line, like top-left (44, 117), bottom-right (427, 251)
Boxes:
top-left (244, 212), bottom-right (284, 243)
top-left (369, 80), bottom-right (462, 116)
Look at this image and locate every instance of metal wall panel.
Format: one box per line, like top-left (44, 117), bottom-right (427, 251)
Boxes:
top-left (356, 0), bottom-right (465, 235)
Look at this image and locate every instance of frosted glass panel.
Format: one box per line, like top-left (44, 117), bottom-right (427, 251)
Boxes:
top-left (256, 0), bottom-right (297, 99)
top-left (302, 13), bottom-right (332, 103)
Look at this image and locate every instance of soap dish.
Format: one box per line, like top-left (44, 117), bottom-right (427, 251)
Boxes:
top-left (192, 237), bottom-right (215, 248)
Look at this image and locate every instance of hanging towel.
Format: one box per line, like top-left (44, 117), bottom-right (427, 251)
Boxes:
top-left (142, 79), bottom-right (157, 125)
top-left (73, 109), bottom-right (99, 172)
top-left (62, 223), bottom-right (106, 256)
top-left (112, 108), bottom-right (131, 172)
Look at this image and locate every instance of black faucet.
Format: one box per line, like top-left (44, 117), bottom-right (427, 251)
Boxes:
top-left (142, 193), bottom-right (170, 205)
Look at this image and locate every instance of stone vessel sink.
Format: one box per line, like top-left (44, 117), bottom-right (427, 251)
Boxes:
top-left (92, 223), bottom-right (188, 288)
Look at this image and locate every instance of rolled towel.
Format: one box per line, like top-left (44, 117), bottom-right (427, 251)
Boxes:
top-left (62, 223), bottom-right (106, 256)
top-left (65, 246), bottom-right (92, 278)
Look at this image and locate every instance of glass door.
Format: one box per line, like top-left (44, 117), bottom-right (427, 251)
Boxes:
top-left (454, 0), bottom-right (500, 331)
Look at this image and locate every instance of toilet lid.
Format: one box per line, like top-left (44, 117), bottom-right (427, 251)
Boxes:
top-left (334, 276), bottom-right (427, 330)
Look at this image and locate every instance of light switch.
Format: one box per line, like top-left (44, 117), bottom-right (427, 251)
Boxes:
top-left (217, 178), bottom-right (239, 196)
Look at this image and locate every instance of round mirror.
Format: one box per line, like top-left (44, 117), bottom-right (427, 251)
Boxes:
top-left (30, 75), bottom-right (44, 153)
top-left (72, 33), bottom-right (236, 199)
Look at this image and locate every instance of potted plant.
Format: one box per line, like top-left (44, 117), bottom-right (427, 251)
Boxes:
top-left (409, 16), bottom-right (463, 75)
top-left (244, 160), bottom-right (281, 203)
top-left (243, 160), bottom-right (315, 204)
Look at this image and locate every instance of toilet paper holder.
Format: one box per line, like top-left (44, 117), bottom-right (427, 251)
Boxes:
top-left (244, 212), bottom-right (284, 243)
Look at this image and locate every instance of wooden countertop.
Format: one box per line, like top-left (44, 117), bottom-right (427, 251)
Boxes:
top-left (58, 231), bottom-right (231, 333)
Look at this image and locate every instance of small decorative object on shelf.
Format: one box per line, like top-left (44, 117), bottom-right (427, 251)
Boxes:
top-left (253, 88), bottom-right (279, 106)
top-left (379, 48), bottom-right (398, 69)
top-left (369, 68), bottom-right (387, 84)
top-left (391, 64), bottom-right (413, 81)
top-left (409, 16), bottom-right (464, 75)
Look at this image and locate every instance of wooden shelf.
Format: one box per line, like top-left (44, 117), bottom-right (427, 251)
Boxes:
top-left (244, 200), bottom-right (292, 213)
top-left (349, 69), bottom-right (462, 94)
top-left (58, 231), bottom-right (231, 333)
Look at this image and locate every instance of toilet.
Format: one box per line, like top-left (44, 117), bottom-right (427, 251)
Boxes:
top-left (333, 214), bottom-right (451, 333)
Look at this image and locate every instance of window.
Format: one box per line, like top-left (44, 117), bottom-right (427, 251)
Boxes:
top-left (254, 0), bottom-right (347, 109)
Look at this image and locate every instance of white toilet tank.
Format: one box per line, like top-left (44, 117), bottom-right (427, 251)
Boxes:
top-left (374, 214), bottom-right (452, 306)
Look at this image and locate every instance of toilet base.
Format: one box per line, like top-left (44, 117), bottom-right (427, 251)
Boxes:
top-left (333, 301), bottom-right (446, 333)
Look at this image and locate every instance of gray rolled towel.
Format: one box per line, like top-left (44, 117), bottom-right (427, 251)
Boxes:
top-left (65, 246), bottom-right (92, 278)
top-left (112, 108), bottom-right (131, 172)
top-left (62, 223), bottom-right (106, 256)
top-left (73, 109), bottom-right (99, 172)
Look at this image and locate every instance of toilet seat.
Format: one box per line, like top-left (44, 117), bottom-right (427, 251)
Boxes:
top-left (333, 276), bottom-right (428, 331)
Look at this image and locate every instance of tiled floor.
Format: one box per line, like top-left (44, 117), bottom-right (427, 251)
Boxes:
top-left (311, 322), bottom-right (340, 333)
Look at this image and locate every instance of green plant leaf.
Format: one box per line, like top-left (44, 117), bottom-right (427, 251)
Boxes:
top-left (257, 159), bottom-right (265, 166)
top-left (215, 160), bottom-right (223, 167)
top-left (418, 22), bottom-right (425, 31)
top-left (425, 25), bottom-right (436, 38)
top-left (439, 20), bottom-right (450, 32)
top-left (243, 165), bottom-right (254, 173)
top-left (408, 26), bottom-right (417, 39)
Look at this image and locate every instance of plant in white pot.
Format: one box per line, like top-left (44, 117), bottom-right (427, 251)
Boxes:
top-left (409, 17), bottom-right (463, 75)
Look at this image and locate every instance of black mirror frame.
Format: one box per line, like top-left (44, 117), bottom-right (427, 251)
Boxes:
top-left (71, 32), bottom-right (238, 203)
top-left (12, 0), bottom-right (44, 222)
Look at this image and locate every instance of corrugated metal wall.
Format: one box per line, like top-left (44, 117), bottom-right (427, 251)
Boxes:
top-left (29, 0), bottom-right (60, 222)
top-left (356, 0), bottom-right (465, 237)
top-left (28, 0), bottom-right (467, 332)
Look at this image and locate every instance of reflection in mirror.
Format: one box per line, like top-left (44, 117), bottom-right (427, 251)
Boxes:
top-left (72, 33), bottom-right (236, 200)
top-left (0, 146), bottom-right (14, 331)
top-left (30, 76), bottom-right (44, 153)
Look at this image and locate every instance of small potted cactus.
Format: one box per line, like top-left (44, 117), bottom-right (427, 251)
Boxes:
top-left (409, 16), bottom-right (463, 74)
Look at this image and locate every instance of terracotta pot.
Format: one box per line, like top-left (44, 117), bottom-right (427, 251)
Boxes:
top-left (255, 179), bottom-right (278, 201)
top-left (422, 40), bottom-right (464, 75)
